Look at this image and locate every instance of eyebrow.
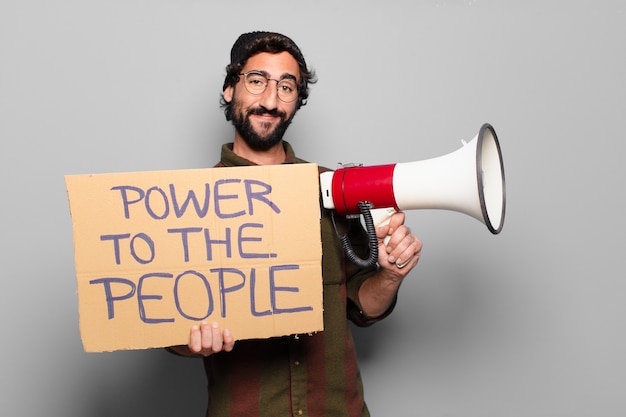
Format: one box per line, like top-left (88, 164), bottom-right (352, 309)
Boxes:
top-left (249, 69), bottom-right (298, 82)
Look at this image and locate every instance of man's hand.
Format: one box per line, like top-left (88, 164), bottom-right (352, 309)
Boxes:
top-left (376, 211), bottom-right (422, 276)
top-left (168, 322), bottom-right (235, 357)
top-left (189, 321), bottom-right (235, 356)
top-left (357, 211), bottom-right (422, 319)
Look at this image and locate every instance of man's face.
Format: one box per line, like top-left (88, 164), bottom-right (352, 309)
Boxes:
top-left (223, 52), bottom-right (300, 151)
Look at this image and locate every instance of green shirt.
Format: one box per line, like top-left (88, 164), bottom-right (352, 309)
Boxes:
top-left (203, 142), bottom-right (395, 417)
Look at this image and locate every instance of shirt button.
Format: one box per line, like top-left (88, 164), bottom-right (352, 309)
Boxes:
top-left (298, 410), bottom-right (303, 415)
top-left (294, 360), bottom-right (300, 366)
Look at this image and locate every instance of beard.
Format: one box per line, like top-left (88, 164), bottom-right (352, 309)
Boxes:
top-left (230, 103), bottom-right (294, 151)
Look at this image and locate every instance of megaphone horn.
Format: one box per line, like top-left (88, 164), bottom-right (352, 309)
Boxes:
top-left (320, 123), bottom-right (506, 234)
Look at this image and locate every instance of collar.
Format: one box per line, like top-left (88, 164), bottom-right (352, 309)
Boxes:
top-left (219, 141), bottom-right (302, 167)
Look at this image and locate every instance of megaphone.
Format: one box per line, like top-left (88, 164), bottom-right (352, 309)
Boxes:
top-left (320, 123), bottom-right (505, 265)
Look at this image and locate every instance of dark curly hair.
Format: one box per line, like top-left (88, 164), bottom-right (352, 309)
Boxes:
top-left (220, 31), bottom-right (317, 121)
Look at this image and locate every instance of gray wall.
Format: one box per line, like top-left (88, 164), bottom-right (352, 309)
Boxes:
top-left (2, 1), bottom-right (625, 416)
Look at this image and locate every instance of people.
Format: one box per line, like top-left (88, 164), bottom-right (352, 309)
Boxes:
top-left (167, 31), bottom-right (423, 417)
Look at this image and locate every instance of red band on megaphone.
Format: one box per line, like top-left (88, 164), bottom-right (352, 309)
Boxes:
top-left (332, 164), bottom-right (398, 215)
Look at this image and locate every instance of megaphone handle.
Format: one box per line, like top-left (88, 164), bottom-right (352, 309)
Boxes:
top-left (364, 207), bottom-right (397, 246)
top-left (367, 207), bottom-right (416, 269)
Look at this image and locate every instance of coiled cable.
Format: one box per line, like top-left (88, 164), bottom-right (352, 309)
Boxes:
top-left (333, 201), bottom-right (378, 268)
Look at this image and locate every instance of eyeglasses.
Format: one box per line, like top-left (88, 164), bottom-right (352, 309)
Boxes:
top-left (239, 71), bottom-right (299, 103)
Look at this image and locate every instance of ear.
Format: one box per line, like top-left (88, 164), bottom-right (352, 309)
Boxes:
top-left (223, 85), bottom-right (234, 103)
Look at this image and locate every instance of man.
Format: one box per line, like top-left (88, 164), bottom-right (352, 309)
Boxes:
top-left (168, 31), bottom-right (422, 417)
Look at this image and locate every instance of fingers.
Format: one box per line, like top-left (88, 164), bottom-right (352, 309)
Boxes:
top-left (189, 321), bottom-right (234, 357)
top-left (378, 213), bottom-right (422, 271)
top-left (386, 229), bottom-right (421, 268)
top-left (387, 211), bottom-right (406, 232)
top-left (375, 211), bottom-right (406, 240)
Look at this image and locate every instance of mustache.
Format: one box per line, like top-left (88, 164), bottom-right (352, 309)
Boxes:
top-left (247, 106), bottom-right (286, 118)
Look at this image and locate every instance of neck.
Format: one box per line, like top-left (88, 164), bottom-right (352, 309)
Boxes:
top-left (232, 137), bottom-right (286, 165)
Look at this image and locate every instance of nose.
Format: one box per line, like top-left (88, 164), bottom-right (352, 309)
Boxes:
top-left (258, 80), bottom-right (279, 110)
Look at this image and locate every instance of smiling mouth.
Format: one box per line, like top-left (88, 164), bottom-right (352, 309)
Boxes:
top-left (252, 113), bottom-right (279, 121)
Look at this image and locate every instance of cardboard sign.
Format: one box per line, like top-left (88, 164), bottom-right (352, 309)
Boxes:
top-left (65, 164), bottom-right (323, 352)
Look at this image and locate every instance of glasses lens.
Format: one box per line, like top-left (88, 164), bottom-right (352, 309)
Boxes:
top-left (244, 72), bottom-right (268, 94)
top-left (277, 79), bottom-right (298, 102)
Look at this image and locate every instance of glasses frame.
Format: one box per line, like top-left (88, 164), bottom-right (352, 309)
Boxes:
top-left (239, 71), bottom-right (299, 103)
